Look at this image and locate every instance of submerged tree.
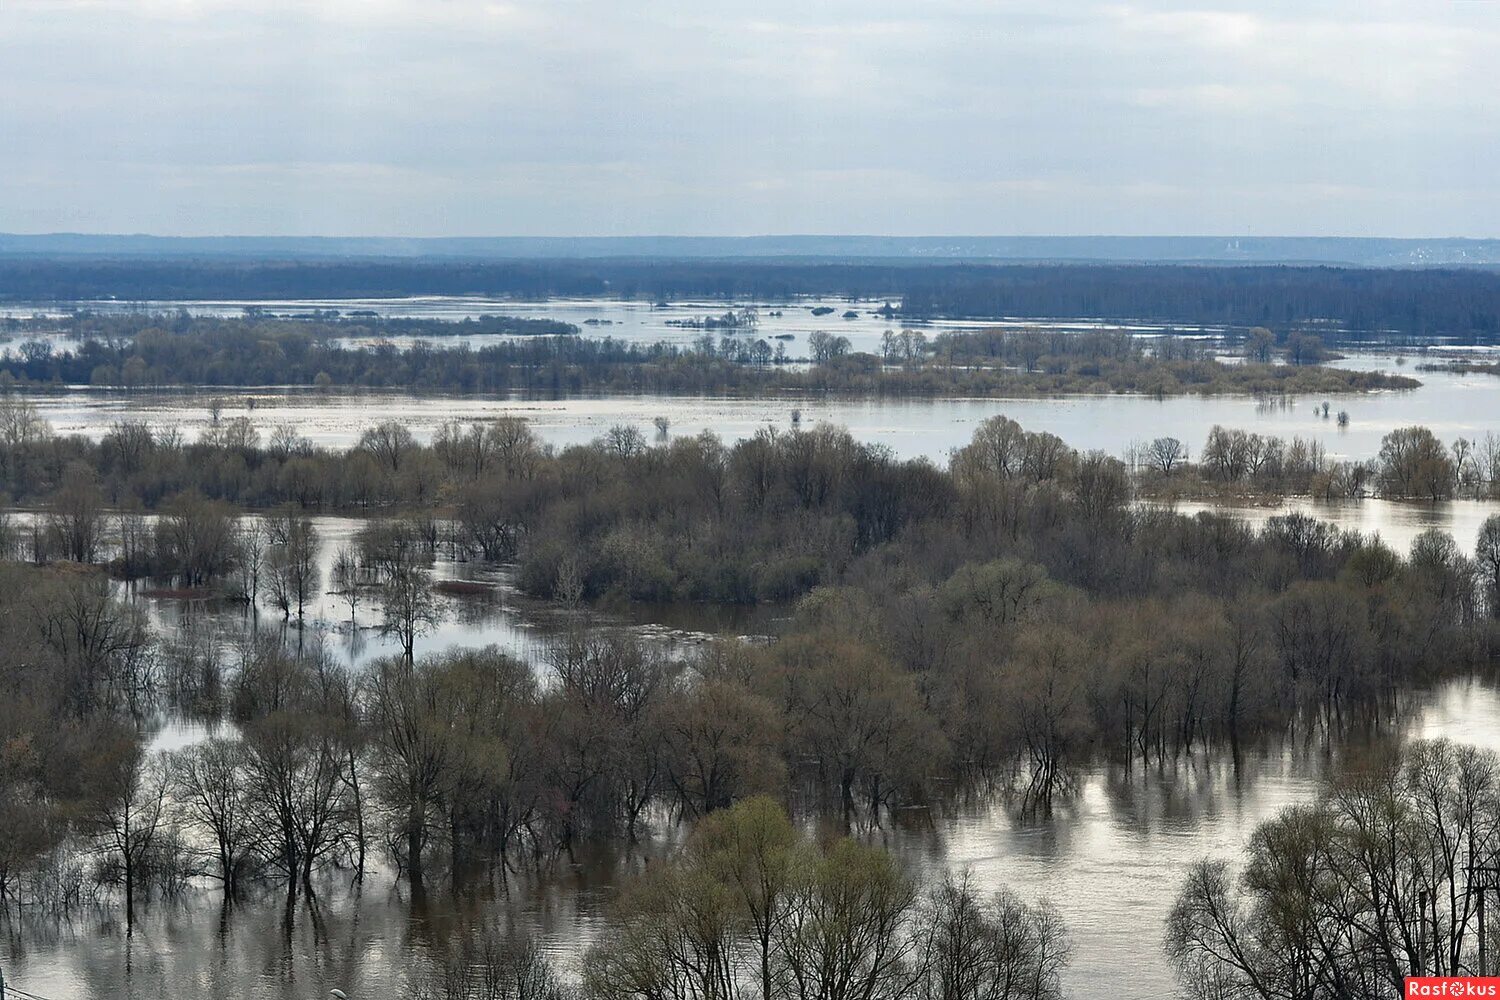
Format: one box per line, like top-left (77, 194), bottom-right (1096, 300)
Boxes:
top-left (171, 738), bottom-right (252, 893)
top-left (1168, 739), bottom-right (1500, 999)
top-left (84, 737), bottom-right (170, 934)
top-left (265, 510), bottom-right (319, 621)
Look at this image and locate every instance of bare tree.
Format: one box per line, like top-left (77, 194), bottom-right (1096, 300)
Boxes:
top-left (0, 392), bottom-right (51, 451)
top-left (808, 330), bottom-right (852, 364)
top-left (46, 462), bottom-right (106, 563)
top-left (156, 492), bottom-right (238, 589)
top-left (1479, 514), bottom-right (1500, 619)
top-left (1242, 326), bottom-right (1276, 363)
top-left (1145, 436), bottom-right (1186, 475)
top-left (378, 554), bottom-right (437, 663)
top-left (330, 544), bottom-right (362, 625)
top-left (266, 513), bottom-right (318, 621)
top-left (366, 655), bottom-right (449, 891)
top-left (31, 574), bottom-right (151, 715)
top-left (358, 420), bottom-right (417, 475)
top-left (171, 739), bottom-right (250, 892)
top-left (774, 838), bottom-right (923, 1000)
top-left (235, 519), bottom-right (267, 604)
top-left (85, 739), bottom-right (170, 934)
top-left (918, 873), bottom-right (1071, 1000)
top-left (1168, 739), bottom-right (1500, 997)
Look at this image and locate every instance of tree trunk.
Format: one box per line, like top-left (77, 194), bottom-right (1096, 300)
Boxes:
top-left (347, 749), bottom-right (366, 880)
top-left (124, 851), bottom-right (135, 935)
top-left (407, 809), bottom-right (425, 890)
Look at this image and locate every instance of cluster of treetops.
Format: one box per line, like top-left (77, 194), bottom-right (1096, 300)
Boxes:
top-left (3, 402), bottom-right (1499, 799)
top-left (1, 394), bottom-right (1494, 577)
top-left (0, 313), bottom-right (1417, 397)
top-left (1133, 421), bottom-right (1500, 502)
top-left (3, 257), bottom-right (1500, 339)
top-left (1170, 737), bottom-right (1500, 999)
top-left (1419, 356), bottom-right (1500, 377)
top-left (303, 737), bottom-right (1500, 999)
top-left (425, 800), bottom-right (1074, 1000)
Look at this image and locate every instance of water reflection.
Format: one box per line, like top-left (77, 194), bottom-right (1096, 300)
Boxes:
top-left (145, 717), bottom-right (235, 755)
top-left (882, 685), bottom-right (1463, 996)
top-left (113, 515), bottom-right (782, 676)
top-left (8, 677), bottom-right (1500, 999)
top-left (0, 295), bottom-right (1211, 356)
top-left (18, 354), bottom-right (1500, 470)
top-left (1168, 496), bottom-right (1500, 556)
top-left (1, 827), bottom-right (662, 1000)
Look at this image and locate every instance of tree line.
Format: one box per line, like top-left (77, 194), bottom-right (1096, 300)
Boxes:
top-left (0, 315), bottom-right (1418, 397)
top-left (1133, 423), bottom-right (1500, 501)
top-left (3, 397), bottom-right (1495, 604)
top-left (5, 406), bottom-right (1499, 822)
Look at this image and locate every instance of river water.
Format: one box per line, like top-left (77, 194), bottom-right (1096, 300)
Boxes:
top-left (14, 354), bottom-right (1498, 463)
top-left (6, 675), bottom-right (1498, 1000)
top-left (0, 512), bottom-right (782, 677)
top-left (17, 352), bottom-right (1500, 557)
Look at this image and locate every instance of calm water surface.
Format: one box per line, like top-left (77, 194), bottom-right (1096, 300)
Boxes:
top-left (7, 679), bottom-right (1499, 1000)
top-left (17, 354), bottom-right (1500, 463)
top-left (1, 295), bottom-right (1211, 355)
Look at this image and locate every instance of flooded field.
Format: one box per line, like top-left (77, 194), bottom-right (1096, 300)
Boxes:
top-left (12, 353), bottom-right (1498, 467)
top-left (4, 312), bottom-right (1500, 999)
top-left (1, 501), bottom-right (1497, 997)
top-left (0, 295), bottom-right (1215, 355)
top-left (8, 671), bottom-right (1498, 1000)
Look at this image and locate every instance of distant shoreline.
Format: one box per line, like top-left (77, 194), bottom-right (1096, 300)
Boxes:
top-left (3, 259), bottom-right (1499, 345)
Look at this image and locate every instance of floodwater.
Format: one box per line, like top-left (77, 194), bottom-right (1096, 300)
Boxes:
top-left (5, 306), bottom-right (1500, 997)
top-left (1, 295), bottom-right (1213, 355)
top-left (7, 675), bottom-right (1498, 1000)
top-left (14, 353), bottom-right (1500, 467)
top-left (1168, 496), bottom-right (1500, 557)
top-left (1, 505), bottom-right (1498, 999)
top-left (888, 679), bottom-right (1499, 998)
top-left (1, 513), bottom-right (782, 675)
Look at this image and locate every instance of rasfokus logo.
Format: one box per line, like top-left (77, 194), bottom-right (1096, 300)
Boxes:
top-left (1407, 979), bottom-right (1500, 997)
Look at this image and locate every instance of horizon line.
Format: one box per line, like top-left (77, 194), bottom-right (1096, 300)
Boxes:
top-left (6, 231), bottom-right (1500, 242)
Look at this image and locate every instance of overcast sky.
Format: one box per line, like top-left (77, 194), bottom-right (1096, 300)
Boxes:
top-left (2, 0), bottom-right (1497, 238)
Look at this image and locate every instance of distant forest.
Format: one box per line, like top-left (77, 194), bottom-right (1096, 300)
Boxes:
top-left (0, 317), bottom-right (1416, 397)
top-left (3, 258), bottom-right (1500, 340)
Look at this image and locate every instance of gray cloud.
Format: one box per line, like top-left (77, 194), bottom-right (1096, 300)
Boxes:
top-left (2, 0), bottom-right (1497, 236)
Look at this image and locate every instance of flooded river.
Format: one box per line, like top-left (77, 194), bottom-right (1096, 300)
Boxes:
top-left (14, 354), bottom-right (1500, 467)
top-left (1, 295), bottom-right (1212, 355)
top-left (1, 507), bottom-right (1498, 999)
top-left (6, 673), bottom-right (1498, 1000)
top-left (4, 311), bottom-right (1500, 997)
